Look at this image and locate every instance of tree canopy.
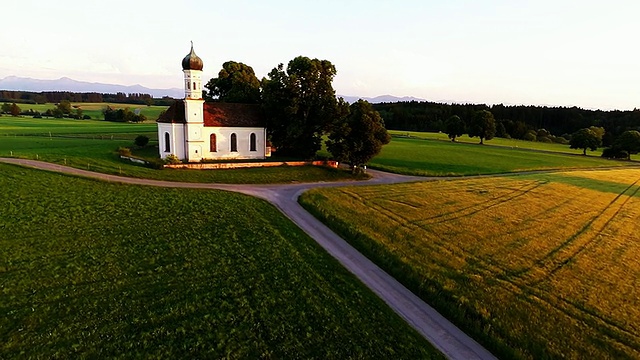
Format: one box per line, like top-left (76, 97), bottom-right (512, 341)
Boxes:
top-left (204, 61), bottom-right (261, 104)
top-left (612, 130), bottom-right (640, 160)
top-left (262, 56), bottom-right (340, 158)
top-left (569, 128), bottom-right (601, 155)
top-left (10, 103), bottom-right (21, 116)
top-left (444, 115), bottom-right (465, 141)
top-left (468, 110), bottom-right (496, 144)
top-left (327, 100), bottom-right (391, 172)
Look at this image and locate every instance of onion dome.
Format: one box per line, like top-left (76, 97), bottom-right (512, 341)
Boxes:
top-left (182, 42), bottom-right (203, 71)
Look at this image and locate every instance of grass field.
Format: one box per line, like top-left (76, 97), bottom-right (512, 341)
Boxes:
top-left (0, 163), bottom-right (440, 358)
top-left (371, 136), bottom-right (633, 176)
top-left (15, 103), bottom-right (167, 121)
top-left (388, 130), bottom-right (595, 154)
top-left (300, 168), bottom-right (640, 359)
top-left (0, 116), bottom-right (359, 184)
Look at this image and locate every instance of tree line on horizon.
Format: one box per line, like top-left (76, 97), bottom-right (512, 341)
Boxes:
top-left (0, 90), bottom-right (174, 106)
top-left (373, 101), bottom-right (640, 147)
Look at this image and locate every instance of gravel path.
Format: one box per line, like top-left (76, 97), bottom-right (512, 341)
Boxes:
top-left (0, 158), bottom-right (497, 360)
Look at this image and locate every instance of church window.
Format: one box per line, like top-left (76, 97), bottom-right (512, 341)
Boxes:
top-left (250, 133), bottom-right (257, 151)
top-left (164, 132), bottom-right (170, 152)
top-left (193, 82), bottom-right (197, 90)
top-left (210, 133), bottom-right (217, 152)
top-left (187, 81), bottom-right (191, 90)
top-left (230, 133), bottom-right (237, 152)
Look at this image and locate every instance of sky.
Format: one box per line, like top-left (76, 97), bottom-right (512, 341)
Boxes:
top-left (1, 0), bottom-right (639, 110)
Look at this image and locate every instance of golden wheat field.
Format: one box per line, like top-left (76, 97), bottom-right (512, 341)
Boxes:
top-left (300, 168), bottom-right (640, 359)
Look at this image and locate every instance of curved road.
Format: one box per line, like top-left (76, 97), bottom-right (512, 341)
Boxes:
top-left (0, 158), bottom-right (497, 360)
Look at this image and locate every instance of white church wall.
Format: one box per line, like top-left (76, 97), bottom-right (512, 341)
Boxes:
top-left (203, 127), bottom-right (266, 160)
top-left (158, 123), bottom-right (186, 160)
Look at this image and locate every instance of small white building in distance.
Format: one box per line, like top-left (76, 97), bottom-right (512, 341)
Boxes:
top-left (157, 43), bottom-right (269, 162)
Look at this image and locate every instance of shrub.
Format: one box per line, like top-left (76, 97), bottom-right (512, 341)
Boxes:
top-left (601, 147), bottom-right (628, 159)
top-left (164, 154), bottom-right (181, 164)
top-left (134, 135), bottom-right (150, 147)
top-left (553, 137), bottom-right (570, 145)
top-left (117, 147), bottom-right (132, 157)
top-left (523, 131), bottom-right (537, 142)
top-left (146, 158), bottom-right (166, 170)
top-left (83, 115), bottom-right (91, 120)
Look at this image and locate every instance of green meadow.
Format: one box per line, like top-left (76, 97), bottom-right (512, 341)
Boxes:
top-left (0, 115), bottom-right (358, 184)
top-left (14, 102), bottom-right (167, 121)
top-left (371, 135), bottom-right (632, 176)
top-left (0, 163), bottom-right (440, 359)
top-left (388, 130), bottom-right (596, 155)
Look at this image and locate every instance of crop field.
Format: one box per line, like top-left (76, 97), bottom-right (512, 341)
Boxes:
top-left (0, 117), bottom-right (358, 184)
top-left (300, 168), bottom-right (640, 359)
top-left (0, 163), bottom-right (440, 358)
top-left (15, 103), bottom-right (168, 121)
top-left (371, 136), bottom-right (631, 176)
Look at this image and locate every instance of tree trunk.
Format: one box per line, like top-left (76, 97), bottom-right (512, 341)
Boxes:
top-left (479, 137), bottom-right (484, 145)
top-left (583, 148), bottom-right (587, 155)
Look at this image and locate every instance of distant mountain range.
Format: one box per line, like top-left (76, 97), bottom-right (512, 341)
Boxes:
top-left (338, 95), bottom-right (425, 104)
top-left (0, 76), bottom-right (425, 104)
top-left (0, 76), bottom-right (184, 99)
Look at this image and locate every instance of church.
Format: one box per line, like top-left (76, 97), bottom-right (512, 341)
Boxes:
top-left (157, 44), bottom-right (269, 162)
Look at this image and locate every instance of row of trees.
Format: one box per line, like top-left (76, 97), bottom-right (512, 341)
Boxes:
top-left (374, 101), bottom-right (640, 147)
top-left (2, 100), bottom-right (90, 119)
top-left (0, 90), bottom-right (174, 106)
top-left (443, 108), bottom-right (640, 160)
top-left (443, 110), bottom-right (498, 144)
top-left (204, 58), bottom-right (390, 169)
top-left (103, 106), bottom-right (146, 123)
top-left (570, 127), bottom-right (640, 159)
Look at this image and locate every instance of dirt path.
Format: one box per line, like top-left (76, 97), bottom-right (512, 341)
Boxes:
top-left (0, 158), bottom-right (496, 360)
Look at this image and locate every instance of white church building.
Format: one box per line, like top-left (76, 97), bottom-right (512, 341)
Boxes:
top-left (157, 44), bottom-right (269, 162)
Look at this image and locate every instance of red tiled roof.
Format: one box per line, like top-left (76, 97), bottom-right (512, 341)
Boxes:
top-left (157, 101), bottom-right (265, 128)
top-left (156, 101), bottom-right (185, 124)
top-left (204, 102), bottom-right (265, 127)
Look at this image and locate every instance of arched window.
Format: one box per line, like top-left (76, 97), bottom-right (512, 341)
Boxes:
top-left (230, 133), bottom-right (237, 152)
top-left (250, 133), bottom-right (257, 151)
top-left (187, 81), bottom-right (191, 90)
top-left (210, 133), bottom-right (217, 152)
top-left (193, 82), bottom-right (197, 90)
top-left (164, 132), bottom-right (170, 152)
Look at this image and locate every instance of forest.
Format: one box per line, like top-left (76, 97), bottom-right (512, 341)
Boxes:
top-left (373, 101), bottom-right (640, 146)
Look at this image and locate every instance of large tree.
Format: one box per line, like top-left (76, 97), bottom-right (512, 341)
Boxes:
top-left (444, 115), bottom-right (465, 142)
top-left (204, 61), bottom-right (261, 104)
top-left (262, 56), bottom-right (340, 158)
top-left (327, 100), bottom-right (390, 173)
top-left (10, 103), bottom-right (21, 116)
top-left (468, 110), bottom-right (496, 144)
top-left (569, 128), bottom-right (601, 155)
top-left (613, 130), bottom-right (640, 160)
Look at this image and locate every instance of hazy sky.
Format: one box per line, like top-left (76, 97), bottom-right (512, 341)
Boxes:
top-left (1, 0), bottom-right (638, 110)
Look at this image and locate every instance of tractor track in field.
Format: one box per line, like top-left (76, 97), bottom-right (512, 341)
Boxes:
top-left (0, 157), bottom-right (496, 360)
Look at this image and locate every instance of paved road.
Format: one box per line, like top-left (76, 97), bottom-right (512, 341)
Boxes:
top-left (0, 158), bottom-right (497, 360)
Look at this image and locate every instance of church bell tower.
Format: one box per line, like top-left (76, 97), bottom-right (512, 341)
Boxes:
top-left (181, 42), bottom-right (205, 161)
